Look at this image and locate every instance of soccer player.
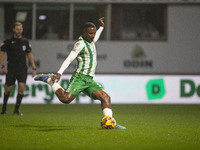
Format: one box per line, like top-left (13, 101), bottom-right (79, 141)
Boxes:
top-left (34, 17), bottom-right (125, 129)
top-left (0, 22), bottom-right (37, 115)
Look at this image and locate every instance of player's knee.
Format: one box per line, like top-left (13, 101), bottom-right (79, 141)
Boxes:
top-left (59, 97), bottom-right (71, 104)
top-left (107, 95), bottom-right (111, 103)
top-left (4, 90), bottom-right (10, 95)
top-left (59, 92), bottom-right (74, 104)
top-left (18, 89), bottom-right (25, 95)
top-left (5, 89), bottom-right (12, 95)
top-left (102, 94), bottom-right (111, 103)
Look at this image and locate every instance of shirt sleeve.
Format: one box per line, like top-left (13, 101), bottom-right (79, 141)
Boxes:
top-left (26, 40), bottom-right (32, 53)
top-left (93, 26), bottom-right (104, 43)
top-left (57, 41), bottom-right (85, 75)
top-left (0, 40), bottom-right (8, 52)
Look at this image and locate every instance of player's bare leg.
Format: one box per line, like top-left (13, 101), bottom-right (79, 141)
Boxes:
top-left (55, 88), bottom-right (76, 104)
top-left (92, 90), bottom-right (111, 110)
top-left (92, 90), bottom-right (126, 129)
top-left (34, 74), bottom-right (76, 104)
top-left (4, 85), bottom-right (13, 95)
top-left (35, 74), bottom-right (126, 129)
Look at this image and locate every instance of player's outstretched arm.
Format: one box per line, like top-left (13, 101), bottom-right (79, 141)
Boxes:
top-left (54, 42), bottom-right (84, 82)
top-left (56, 51), bottom-right (77, 79)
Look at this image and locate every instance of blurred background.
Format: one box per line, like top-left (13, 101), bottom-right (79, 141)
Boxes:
top-left (0, 0), bottom-right (200, 104)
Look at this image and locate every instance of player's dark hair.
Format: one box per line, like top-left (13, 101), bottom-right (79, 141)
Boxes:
top-left (82, 22), bottom-right (96, 33)
top-left (12, 22), bottom-right (23, 29)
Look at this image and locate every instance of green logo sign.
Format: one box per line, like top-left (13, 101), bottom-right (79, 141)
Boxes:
top-left (181, 79), bottom-right (200, 97)
top-left (146, 78), bottom-right (166, 100)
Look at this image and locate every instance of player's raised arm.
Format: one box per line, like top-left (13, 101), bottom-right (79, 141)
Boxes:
top-left (94, 17), bottom-right (104, 42)
top-left (98, 17), bottom-right (104, 27)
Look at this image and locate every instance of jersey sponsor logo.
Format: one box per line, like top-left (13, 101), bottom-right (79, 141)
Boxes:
top-left (72, 42), bottom-right (80, 52)
top-left (11, 41), bottom-right (15, 44)
top-left (22, 45), bottom-right (26, 51)
top-left (75, 42), bottom-right (80, 48)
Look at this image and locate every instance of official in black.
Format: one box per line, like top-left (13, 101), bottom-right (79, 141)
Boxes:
top-left (0, 22), bottom-right (36, 115)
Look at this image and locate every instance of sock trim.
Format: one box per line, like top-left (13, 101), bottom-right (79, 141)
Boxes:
top-left (52, 83), bottom-right (62, 92)
top-left (103, 108), bottom-right (113, 117)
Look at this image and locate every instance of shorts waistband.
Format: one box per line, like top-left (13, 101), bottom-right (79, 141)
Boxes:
top-left (73, 72), bottom-right (93, 79)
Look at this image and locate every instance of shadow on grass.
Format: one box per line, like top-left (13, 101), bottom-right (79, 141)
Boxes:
top-left (12, 124), bottom-right (73, 132)
top-left (12, 124), bottom-right (100, 131)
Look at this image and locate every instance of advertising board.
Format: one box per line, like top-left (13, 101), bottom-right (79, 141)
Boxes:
top-left (0, 75), bottom-right (200, 104)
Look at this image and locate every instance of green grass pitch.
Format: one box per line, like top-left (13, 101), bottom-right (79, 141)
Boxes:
top-left (0, 104), bottom-right (200, 150)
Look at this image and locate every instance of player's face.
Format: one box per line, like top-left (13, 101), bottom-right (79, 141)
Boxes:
top-left (13, 25), bottom-right (23, 38)
top-left (83, 27), bottom-right (96, 43)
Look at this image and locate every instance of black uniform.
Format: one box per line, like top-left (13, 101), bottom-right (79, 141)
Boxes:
top-left (0, 36), bottom-right (32, 86)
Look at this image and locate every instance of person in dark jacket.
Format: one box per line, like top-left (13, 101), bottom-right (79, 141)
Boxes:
top-left (0, 22), bottom-right (36, 115)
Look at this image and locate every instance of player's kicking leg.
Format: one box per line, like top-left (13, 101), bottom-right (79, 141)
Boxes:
top-left (34, 74), bottom-right (75, 104)
top-left (92, 90), bottom-right (126, 129)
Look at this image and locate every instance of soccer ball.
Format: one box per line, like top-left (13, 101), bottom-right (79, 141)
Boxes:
top-left (101, 116), bottom-right (116, 129)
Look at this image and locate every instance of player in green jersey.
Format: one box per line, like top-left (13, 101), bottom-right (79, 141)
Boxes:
top-left (34, 17), bottom-right (125, 129)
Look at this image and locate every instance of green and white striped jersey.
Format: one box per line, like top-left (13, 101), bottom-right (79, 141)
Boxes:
top-left (74, 37), bottom-right (97, 77)
top-left (57, 27), bottom-right (103, 77)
